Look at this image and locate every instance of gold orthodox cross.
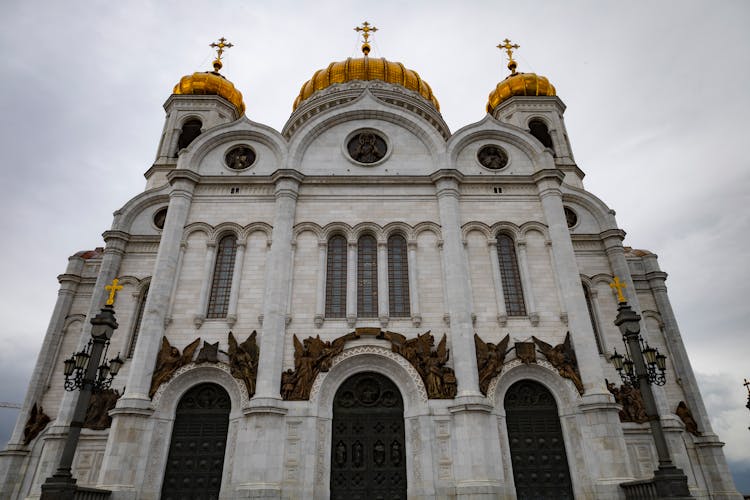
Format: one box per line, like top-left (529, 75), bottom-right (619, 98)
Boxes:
top-left (210, 37), bottom-right (234, 60)
top-left (497, 38), bottom-right (520, 74)
top-left (355, 21), bottom-right (378, 55)
top-left (105, 278), bottom-right (123, 306)
top-left (609, 276), bottom-right (627, 303)
top-left (744, 378), bottom-right (750, 395)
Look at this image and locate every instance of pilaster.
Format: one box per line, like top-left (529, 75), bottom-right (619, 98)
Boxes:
top-left (407, 240), bottom-right (422, 327)
top-left (377, 240), bottom-right (389, 327)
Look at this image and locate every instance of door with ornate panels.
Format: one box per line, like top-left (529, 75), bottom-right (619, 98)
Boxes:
top-left (331, 372), bottom-right (407, 500)
top-left (161, 383), bottom-right (230, 500)
top-left (504, 379), bottom-right (574, 500)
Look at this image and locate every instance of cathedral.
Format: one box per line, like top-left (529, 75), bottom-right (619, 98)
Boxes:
top-left (0, 28), bottom-right (741, 499)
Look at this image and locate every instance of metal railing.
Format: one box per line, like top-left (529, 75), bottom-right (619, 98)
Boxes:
top-left (74, 486), bottom-right (111, 500)
top-left (621, 479), bottom-right (658, 499)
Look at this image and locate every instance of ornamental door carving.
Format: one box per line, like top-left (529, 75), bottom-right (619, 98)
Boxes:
top-left (504, 380), bottom-right (574, 500)
top-left (331, 372), bottom-right (406, 500)
top-left (161, 383), bottom-right (230, 500)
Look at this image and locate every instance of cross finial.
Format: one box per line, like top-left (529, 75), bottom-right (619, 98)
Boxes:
top-left (105, 278), bottom-right (123, 306)
top-left (354, 21), bottom-right (378, 56)
top-left (610, 276), bottom-right (628, 303)
top-left (497, 38), bottom-right (520, 75)
top-left (744, 378), bottom-right (750, 394)
top-left (209, 36), bottom-right (234, 72)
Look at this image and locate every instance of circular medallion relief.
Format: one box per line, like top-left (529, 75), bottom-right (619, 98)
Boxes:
top-left (564, 207), bottom-right (578, 228)
top-left (347, 131), bottom-right (387, 164)
top-left (153, 207), bottom-right (168, 229)
top-left (225, 146), bottom-right (256, 170)
top-left (477, 145), bottom-right (509, 170)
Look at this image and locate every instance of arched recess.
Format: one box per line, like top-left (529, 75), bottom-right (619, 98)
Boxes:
top-left (160, 383), bottom-right (231, 500)
top-left (309, 348), bottom-right (429, 499)
top-left (490, 362), bottom-right (586, 499)
top-left (146, 365), bottom-right (246, 498)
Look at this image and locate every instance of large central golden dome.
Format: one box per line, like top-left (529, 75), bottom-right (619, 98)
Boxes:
top-left (292, 56), bottom-right (440, 111)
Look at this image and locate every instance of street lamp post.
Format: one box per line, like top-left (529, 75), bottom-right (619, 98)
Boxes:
top-left (611, 295), bottom-right (692, 499)
top-left (40, 281), bottom-right (123, 500)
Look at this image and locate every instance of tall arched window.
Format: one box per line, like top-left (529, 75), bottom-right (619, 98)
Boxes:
top-left (583, 283), bottom-right (604, 354)
top-left (176, 119), bottom-right (202, 153)
top-left (529, 119), bottom-right (554, 151)
top-left (206, 234), bottom-right (237, 319)
top-left (127, 285), bottom-right (149, 358)
top-left (357, 235), bottom-right (378, 317)
top-left (496, 234), bottom-right (526, 316)
top-left (387, 234), bottom-right (410, 317)
top-left (325, 235), bottom-right (347, 318)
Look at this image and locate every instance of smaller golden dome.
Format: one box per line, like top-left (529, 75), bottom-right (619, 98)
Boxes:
top-left (173, 66), bottom-right (245, 115)
top-left (486, 72), bottom-right (556, 113)
top-left (293, 57), bottom-right (440, 112)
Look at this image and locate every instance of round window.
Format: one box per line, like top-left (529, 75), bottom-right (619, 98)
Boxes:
top-left (347, 131), bottom-right (387, 164)
top-left (477, 145), bottom-right (509, 170)
top-left (153, 207), bottom-right (168, 229)
top-left (225, 146), bottom-right (256, 170)
top-left (564, 207), bottom-right (578, 228)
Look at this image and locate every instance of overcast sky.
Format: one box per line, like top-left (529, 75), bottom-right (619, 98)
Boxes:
top-left (0, 0), bottom-right (748, 492)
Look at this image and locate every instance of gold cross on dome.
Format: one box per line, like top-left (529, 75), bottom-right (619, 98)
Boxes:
top-left (105, 278), bottom-right (123, 306)
top-left (497, 38), bottom-right (520, 74)
top-left (210, 37), bottom-right (234, 60)
top-left (744, 378), bottom-right (750, 394)
top-left (354, 21), bottom-right (378, 55)
top-left (609, 276), bottom-right (627, 303)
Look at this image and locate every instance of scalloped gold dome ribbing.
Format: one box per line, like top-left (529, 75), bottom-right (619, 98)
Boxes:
top-left (293, 57), bottom-right (440, 111)
top-left (173, 71), bottom-right (245, 115)
top-left (486, 72), bottom-right (556, 113)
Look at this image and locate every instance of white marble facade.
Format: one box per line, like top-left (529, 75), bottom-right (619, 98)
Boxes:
top-left (0, 70), bottom-right (741, 500)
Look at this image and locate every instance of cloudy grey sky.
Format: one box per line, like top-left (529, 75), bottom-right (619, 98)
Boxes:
top-left (1, 0), bottom-right (748, 491)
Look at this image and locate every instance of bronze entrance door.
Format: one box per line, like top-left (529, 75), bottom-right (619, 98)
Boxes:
top-left (331, 372), bottom-right (407, 500)
top-left (161, 383), bottom-right (230, 500)
top-left (504, 380), bottom-right (574, 500)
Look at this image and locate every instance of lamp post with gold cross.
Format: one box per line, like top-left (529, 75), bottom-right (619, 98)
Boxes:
top-left (611, 277), bottom-right (692, 498)
top-left (41, 279), bottom-right (124, 500)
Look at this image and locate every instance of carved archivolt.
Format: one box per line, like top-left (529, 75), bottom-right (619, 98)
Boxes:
top-left (151, 361), bottom-right (250, 409)
top-left (486, 358), bottom-right (584, 405)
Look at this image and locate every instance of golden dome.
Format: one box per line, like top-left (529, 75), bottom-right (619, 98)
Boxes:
top-left (173, 66), bottom-right (245, 115)
top-left (293, 57), bottom-right (440, 111)
top-left (486, 71), bottom-right (556, 113)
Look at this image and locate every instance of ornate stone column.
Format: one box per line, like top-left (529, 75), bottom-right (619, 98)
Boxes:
top-left (546, 239), bottom-right (568, 324)
top-left (534, 169), bottom-right (632, 488)
top-left (488, 240), bottom-right (508, 326)
top-left (407, 240), bottom-right (422, 326)
top-left (430, 171), bottom-right (479, 396)
top-left (516, 239), bottom-right (539, 326)
top-left (346, 240), bottom-right (357, 327)
top-left (97, 170), bottom-right (199, 492)
top-left (314, 241), bottom-right (326, 327)
top-left (226, 241), bottom-right (247, 327)
top-left (377, 240), bottom-right (389, 327)
top-left (253, 170), bottom-right (302, 401)
top-left (165, 241), bottom-right (186, 325)
top-left (193, 241), bottom-right (217, 327)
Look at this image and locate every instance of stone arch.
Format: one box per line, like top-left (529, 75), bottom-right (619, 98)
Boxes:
top-left (590, 273), bottom-right (614, 288)
top-left (490, 221), bottom-right (522, 240)
top-left (447, 115), bottom-right (549, 165)
top-left (519, 221), bottom-right (549, 239)
top-left (382, 221), bottom-right (413, 241)
top-left (413, 221), bottom-right (442, 240)
top-left (490, 360), bottom-right (582, 416)
top-left (293, 222), bottom-right (324, 242)
top-left (561, 188), bottom-right (617, 231)
top-left (352, 221), bottom-right (383, 241)
top-left (322, 222), bottom-right (354, 241)
top-left (112, 190), bottom-right (170, 234)
top-left (461, 221), bottom-right (492, 243)
top-left (182, 222), bottom-right (213, 242)
top-left (242, 222), bottom-right (273, 245)
top-left (210, 222), bottom-right (244, 244)
top-left (310, 346), bottom-right (428, 419)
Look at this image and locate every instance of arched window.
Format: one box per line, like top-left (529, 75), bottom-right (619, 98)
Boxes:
top-left (325, 235), bottom-right (347, 318)
top-left (583, 283), bottom-right (604, 354)
top-left (496, 234), bottom-right (526, 316)
top-left (206, 234), bottom-right (237, 319)
top-left (127, 284), bottom-right (149, 358)
top-left (387, 234), bottom-right (410, 317)
top-left (357, 235), bottom-right (378, 318)
top-left (529, 119), bottom-right (554, 151)
top-left (176, 119), bottom-right (202, 153)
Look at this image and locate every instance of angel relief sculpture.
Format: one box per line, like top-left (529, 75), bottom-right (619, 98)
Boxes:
top-left (384, 331), bottom-right (457, 399)
top-left (474, 334), bottom-right (510, 395)
top-left (532, 333), bottom-right (584, 394)
top-left (149, 337), bottom-right (200, 397)
top-left (284, 332), bottom-right (358, 400)
top-left (228, 331), bottom-right (259, 397)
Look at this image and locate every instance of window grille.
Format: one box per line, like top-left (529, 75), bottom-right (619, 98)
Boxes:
top-left (127, 286), bottom-right (148, 358)
top-left (206, 235), bottom-right (237, 318)
top-left (583, 283), bottom-right (604, 354)
top-left (387, 235), bottom-right (410, 317)
top-left (325, 235), bottom-right (347, 318)
top-left (357, 235), bottom-right (378, 317)
top-left (496, 234), bottom-right (527, 316)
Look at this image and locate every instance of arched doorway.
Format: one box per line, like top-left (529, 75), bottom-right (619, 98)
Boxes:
top-left (331, 372), bottom-right (406, 500)
top-left (504, 380), bottom-right (573, 499)
top-left (161, 383), bottom-right (230, 500)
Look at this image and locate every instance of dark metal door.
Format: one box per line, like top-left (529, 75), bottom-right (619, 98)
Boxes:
top-left (331, 372), bottom-right (406, 500)
top-left (161, 383), bottom-right (230, 500)
top-left (505, 380), bottom-right (574, 500)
